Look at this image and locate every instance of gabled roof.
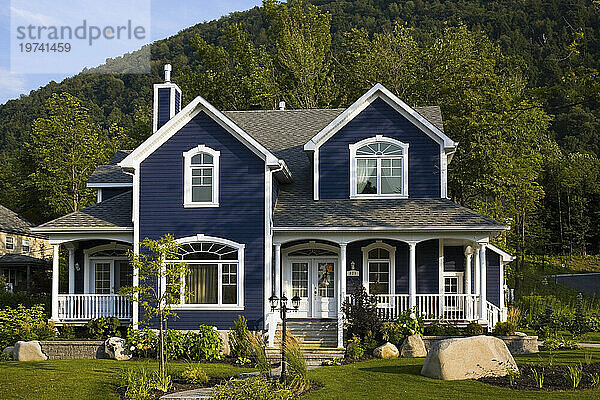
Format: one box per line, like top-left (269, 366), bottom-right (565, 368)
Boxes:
top-left (488, 244), bottom-right (516, 262)
top-left (87, 150), bottom-right (133, 186)
top-left (119, 95), bottom-right (280, 169)
top-left (33, 191), bottom-right (133, 232)
top-left (0, 205), bottom-right (37, 236)
top-left (0, 253), bottom-right (49, 266)
top-left (304, 84), bottom-right (458, 151)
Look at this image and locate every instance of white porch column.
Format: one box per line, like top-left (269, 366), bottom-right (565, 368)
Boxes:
top-left (338, 243), bottom-right (347, 348)
top-left (474, 247), bottom-right (480, 296)
top-left (478, 243), bottom-right (488, 322)
top-left (408, 242), bottom-right (417, 310)
top-left (51, 244), bottom-right (60, 321)
top-left (274, 243), bottom-right (281, 297)
top-left (464, 246), bottom-right (473, 320)
top-left (268, 243), bottom-right (283, 348)
top-left (438, 239), bottom-right (444, 319)
top-left (68, 247), bottom-right (75, 293)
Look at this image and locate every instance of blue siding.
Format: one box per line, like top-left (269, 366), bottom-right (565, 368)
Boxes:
top-left (102, 187), bottom-right (130, 201)
top-left (272, 178), bottom-right (279, 210)
top-left (417, 240), bottom-right (439, 294)
top-left (443, 246), bottom-right (465, 272)
top-left (139, 111), bottom-right (266, 331)
top-left (319, 98), bottom-right (441, 199)
top-left (486, 249), bottom-right (501, 307)
top-left (157, 88), bottom-right (171, 130)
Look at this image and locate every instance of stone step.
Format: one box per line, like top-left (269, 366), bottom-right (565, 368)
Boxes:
top-left (160, 388), bottom-right (213, 400)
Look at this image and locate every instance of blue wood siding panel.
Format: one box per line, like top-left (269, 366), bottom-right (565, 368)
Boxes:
top-left (319, 98), bottom-right (441, 199)
top-left (272, 178), bottom-right (278, 210)
top-left (157, 88), bottom-right (171, 131)
top-left (102, 187), bottom-right (130, 201)
top-left (486, 249), bottom-right (501, 307)
top-left (416, 240), bottom-right (439, 294)
top-left (443, 246), bottom-right (465, 272)
top-left (139, 111), bottom-right (266, 331)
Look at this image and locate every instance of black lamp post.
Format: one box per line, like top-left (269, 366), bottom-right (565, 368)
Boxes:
top-left (269, 293), bottom-right (301, 382)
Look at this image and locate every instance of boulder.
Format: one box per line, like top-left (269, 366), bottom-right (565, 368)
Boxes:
top-left (104, 337), bottom-right (132, 361)
top-left (400, 334), bottom-right (427, 358)
top-left (218, 330), bottom-right (230, 356)
top-left (421, 335), bottom-right (517, 380)
top-left (15, 341), bottom-right (48, 361)
top-left (373, 342), bottom-right (399, 359)
top-left (2, 346), bottom-right (15, 359)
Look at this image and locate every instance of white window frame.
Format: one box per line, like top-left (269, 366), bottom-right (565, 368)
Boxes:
top-left (349, 135), bottom-right (409, 199)
top-left (5, 237), bottom-right (14, 251)
top-left (83, 243), bottom-right (131, 294)
top-left (183, 145), bottom-right (220, 208)
top-left (22, 239), bottom-right (30, 253)
top-left (443, 271), bottom-right (464, 294)
top-left (361, 241), bottom-right (396, 295)
top-left (168, 234), bottom-right (245, 311)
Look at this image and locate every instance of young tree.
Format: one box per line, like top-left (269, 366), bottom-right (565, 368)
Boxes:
top-left (120, 234), bottom-right (189, 378)
top-left (28, 93), bottom-right (121, 217)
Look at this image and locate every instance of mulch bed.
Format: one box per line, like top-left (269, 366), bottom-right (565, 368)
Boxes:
top-left (479, 362), bottom-right (600, 391)
top-left (116, 377), bottom-right (225, 400)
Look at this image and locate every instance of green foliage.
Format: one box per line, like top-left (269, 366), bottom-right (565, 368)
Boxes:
top-left (543, 335), bottom-right (562, 351)
top-left (126, 327), bottom-right (222, 361)
top-left (322, 357), bottom-right (343, 366)
top-left (590, 372), bottom-right (600, 387)
top-left (152, 369), bottom-right (172, 392)
top-left (0, 292), bottom-right (50, 310)
top-left (565, 364), bottom-right (584, 389)
top-left (86, 317), bottom-right (120, 339)
top-left (506, 367), bottom-right (520, 386)
top-left (381, 310), bottom-right (424, 347)
top-left (345, 335), bottom-right (365, 360)
top-left (423, 319), bottom-right (461, 336)
top-left (229, 315), bottom-right (252, 359)
top-left (249, 333), bottom-right (271, 378)
top-left (284, 333), bottom-right (309, 392)
top-left (465, 322), bottom-right (484, 336)
top-left (0, 304), bottom-right (55, 348)
top-left (212, 377), bottom-right (293, 400)
top-left (180, 363), bottom-right (209, 384)
top-left (493, 321), bottom-right (517, 337)
top-left (341, 285), bottom-right (381, 341)
top-left (531, 367), bottom-right (544, 389)
top-left (59, 325), bottom-right (75, 339)
top-left (122, 367), bottom-right (155, 400)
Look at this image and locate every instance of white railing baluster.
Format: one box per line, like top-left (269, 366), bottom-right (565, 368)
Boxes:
top-left (56, 294), bottom-right (132, 322)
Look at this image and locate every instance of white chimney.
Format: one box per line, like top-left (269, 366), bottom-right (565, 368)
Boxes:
top-left (164, 64), bottom-right (172, 83)
top-left (278, 101), bottom-right (286, 110)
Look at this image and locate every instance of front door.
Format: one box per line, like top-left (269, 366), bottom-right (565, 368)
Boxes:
top-left (288, 258), bottom-right (337, 318)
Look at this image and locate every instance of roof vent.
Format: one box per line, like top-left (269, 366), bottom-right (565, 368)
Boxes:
top-left (164, 64), bottom-right (172, 83)
top-left (278, 101), bottom-right (285, 110)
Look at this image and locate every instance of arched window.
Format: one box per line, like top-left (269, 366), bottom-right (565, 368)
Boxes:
top-left (349, 135), bottom-right (408, 198)
top-left (183, 145), bottom-right (220, 207)
top-left (166, 235), bottom-right (244, 310)
top-left (361, 242), bottom-right (396, 295)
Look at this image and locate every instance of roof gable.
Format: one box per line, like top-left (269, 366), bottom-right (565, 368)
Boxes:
top-left (0, 205), bottom-right (34, 236)
top-left (120, 95), bottom-right (280, 169)
top-left (304, 84), bottom-right (457, 151)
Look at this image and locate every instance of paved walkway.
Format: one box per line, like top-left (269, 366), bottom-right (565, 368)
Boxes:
top-left (579, 342), bottom-right (600, 348)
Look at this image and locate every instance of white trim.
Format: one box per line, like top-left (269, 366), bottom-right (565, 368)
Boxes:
top-left (349, 135), bottom-right (409, 199)
top-left (132, 169), bottom-right (140, 328)
top-left (408, 241), bottom-right (417, 309)
top-left (272, 225), bottom-right (509, 232)
top-left (438, 238), bottom-right (444, 296)
top-left (478, 242), bottom-right (488, 322)
top-left (97, 188), bottom-right (102, 203)
top-left (361, 241), bottom-right (396, 295)
top-left (121, 94), bottom-right (280, 170)
top-left (51, 244), bottom-right (59, 321)
top-left (68, 247), bottom-right (75, 293)
top-left (264, 165), bottom-right (273, 329)
top-left (440, 150), bottom-right (448, 198)
top-left (84, 243), bottom-right (131, 295)
top-left (87, 183), bottom-right (133, 188)
top-left (183, 145), bottom-right (220, 207)
top-left (442, 271), bottom-right (465, 295)
top-left (4, 236), bottom-right (14, 250)
top-left (152, 83), bottom-right (182, 133)
top-left (313, 148), bottom-right (319, 200)
top-left (33, 227), bottom-right (134, 233)
top-left (487, 244), bottom-right (515, 263)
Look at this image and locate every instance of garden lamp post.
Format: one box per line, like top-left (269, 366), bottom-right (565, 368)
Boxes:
top-left (269, 293), bottom-right (301, 382)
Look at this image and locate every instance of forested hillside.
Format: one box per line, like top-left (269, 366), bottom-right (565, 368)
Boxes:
top-left (0, 0), bottom-right (599, 276)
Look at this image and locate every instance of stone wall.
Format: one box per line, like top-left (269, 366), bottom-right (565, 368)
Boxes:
top-left (39, 341), bottom-right (108, 359)
top-left (422, 335), bottom-right (538, 355)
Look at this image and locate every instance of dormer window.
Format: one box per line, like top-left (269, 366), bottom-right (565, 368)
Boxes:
top-left (183, 145), bottom-right (220, 207)
top-left (349, 135), bottom-right (409, 198)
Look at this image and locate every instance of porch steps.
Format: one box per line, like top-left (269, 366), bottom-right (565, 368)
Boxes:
top-left (268, 320), bottom-right (345, 363)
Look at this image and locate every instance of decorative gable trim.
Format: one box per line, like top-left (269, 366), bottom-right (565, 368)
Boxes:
top-left (120, 95), bottom-right (280, 170)
top-left (487, 244), bottom-right (515, 263)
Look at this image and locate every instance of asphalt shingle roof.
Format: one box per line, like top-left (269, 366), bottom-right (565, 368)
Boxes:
top-left (36, 191), bottom-right (133, 230)
top-left (0, 205), bottom-right (35, 236)
top-left (87, 150), bottom-right (133, 184)
top-left (0, 253), bottom-right (49, 266)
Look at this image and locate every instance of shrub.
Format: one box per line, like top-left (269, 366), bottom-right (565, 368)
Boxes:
top-left (565, 364), bottom-right (583, 389)
top-left (543, 335), bottom-right (561, 351)
top-left (229, 315), bottom-right (252, 359)
top-left (381, 309), bottom-right (424, 346)
top-left (341, 285), bottom-right (381, 341)
top-left (212, 377), bottom-right (293, 400)
top-left (127, 327), bottom-right (158, 358)
top-left (122, 368), bottom-right (155, 400)
top-left (180, 364), bottom-right (209, 385)
top-left (424, 319), bottom-right (460, 336)
top-left (562, 337), bottom-right (580, 350)
top-left (249, 333), bottom-right (271, 378)
top-left (0, 292), bottom-right (50, 310)
top-left (180, 326), bottom-right (222, 361)
top-left (59, 324), bottom-right (76, 339)
top-left (284, 332), bottom-right (309, 393)
top-left (464, 322), bottom-right (484, 336)
top-left (0, 304), bottom-right (55, 348)
top-left (86, 317), bottom-right (120, 339)
top-left (361, 330), bottom-right (378, 353)
top-left (492, 321), bottom-right (516, 336)
top-left (345, 335), bottom-right (365, 360)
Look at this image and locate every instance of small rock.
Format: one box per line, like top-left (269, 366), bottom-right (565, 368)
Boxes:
top-left (373, 342), bottom-right (399, 359)
top-left (400, 334), bottom-right (427, 357)
top-left (2, 346), bottom-right (14, 359)
top-left (15, 341), bottom-right (48, 361)
top-left (104, 337), bottom-right (132, 361)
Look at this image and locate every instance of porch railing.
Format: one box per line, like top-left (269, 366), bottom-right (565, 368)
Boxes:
top-left (486, 301), bottom-right (502, 331)
top-left (57, 294), bottom-right (132, 321)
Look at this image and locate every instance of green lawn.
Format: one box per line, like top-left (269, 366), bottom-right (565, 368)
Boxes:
top-left (520, 329), bottom-right (600, 344)
top-left (304, 349), bottom-right (600, 400)
top-left (0, 359), bottom-right (251, 400)
top-left (1, 350), bottom-right (599, 400)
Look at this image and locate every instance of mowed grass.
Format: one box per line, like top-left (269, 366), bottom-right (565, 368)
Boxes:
top-left (303, 349), bottom-right (600, 400)
top-left (0, 359), bottom-right (251, 400)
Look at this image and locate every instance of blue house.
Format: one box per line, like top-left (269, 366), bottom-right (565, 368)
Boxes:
top-left (35, 65), bottom-right (514, 351)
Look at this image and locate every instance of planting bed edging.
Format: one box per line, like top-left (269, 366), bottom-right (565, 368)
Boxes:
top-left (39, 340), bottom-right (107, 359)
top-left (422, 335), bottom-right (539, 355)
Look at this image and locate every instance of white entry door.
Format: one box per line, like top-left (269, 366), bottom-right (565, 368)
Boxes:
top-left (288, 258), bottom-right (337, 318)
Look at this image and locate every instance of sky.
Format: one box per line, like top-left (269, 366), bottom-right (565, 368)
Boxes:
top-left (0, 0), bottom-right (263, 104)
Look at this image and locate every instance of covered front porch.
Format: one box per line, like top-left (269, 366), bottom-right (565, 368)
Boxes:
top-left (268, 230), bottom-right (511, 348)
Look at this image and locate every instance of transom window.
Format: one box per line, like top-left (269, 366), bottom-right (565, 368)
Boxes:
top-left (167, 236), bottom-right (244, 309)
top-left (350, 135), bottom-right (409, 198)
top-left (183, 145), bottom-right (220, 207)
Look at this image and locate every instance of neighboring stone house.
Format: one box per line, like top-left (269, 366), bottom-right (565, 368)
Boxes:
top-left (0, 205), bottom-right (51, 292)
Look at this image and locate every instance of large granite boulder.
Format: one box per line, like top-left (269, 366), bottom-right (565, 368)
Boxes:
top-left (400, 334), bottom-right (427, 358)
top-left (2, 346), bottom-right (15, 359)
top-left (421, 335), bottom-right (516, 380)
top-left (15, 341), bottom-right (48, 361)
top-left (373, 342), bottom-right (399, 359)
top-left (104, 337), bottom-right (132, 361)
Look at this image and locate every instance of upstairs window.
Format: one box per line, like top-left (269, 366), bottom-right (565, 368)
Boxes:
top-left (183, 145), bottom-right (220, 207)
top-left (22, 239), bottom-right (30, 253)
top-left (5, 237), bottom-right (14, 251)
top-left (349, 135), bottom-right (408, 198)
